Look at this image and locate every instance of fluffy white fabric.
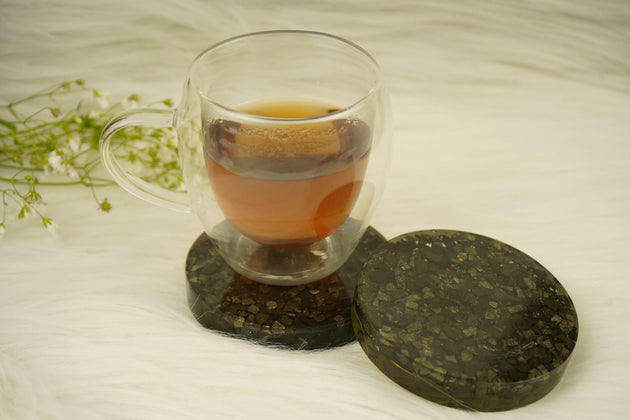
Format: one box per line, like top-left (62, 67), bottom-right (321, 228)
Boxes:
top-left (1, 1), bottom-right (629, 419)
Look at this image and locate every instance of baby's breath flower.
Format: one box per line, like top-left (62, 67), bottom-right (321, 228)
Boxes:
top-left (98, 198), bottom-right (112, 213)
top-left (92, 89), bottom-right (109, 109)
top-left (25, 189), bottom-right (42, 204)
top-left (17, 205), bottom-right (31, 220)
top-left (46, 151), bottom-right (63, 173)
top-left (123, 94), bottom-right (140, 109)
top-left (42, 217), bottom-right (58, 238)
top-left (68, 133), bottom-right (82, 153)
top-left (1, 80), bottom-right (180, 235)
top-left (66, 164), bottom-right (79, 179)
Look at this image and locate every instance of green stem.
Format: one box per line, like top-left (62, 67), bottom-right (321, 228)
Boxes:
top-left (0, 175), bottom-right (115, 187)
top-left (4, 119), bottom-right (71, 138)
top-left (0, 81), bottom-right (83, 109)
top-left (0, 163), bottom-right (34, 171)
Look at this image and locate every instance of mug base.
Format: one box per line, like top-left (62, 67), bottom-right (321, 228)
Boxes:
top-left (185, 226), bottom-right (385, 350)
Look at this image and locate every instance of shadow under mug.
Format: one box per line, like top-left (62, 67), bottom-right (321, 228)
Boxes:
top-left (100, 30), bottom-right (391, 285)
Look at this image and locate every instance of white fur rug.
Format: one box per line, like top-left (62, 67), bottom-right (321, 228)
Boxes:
top-left (1, 1), bottom-right (629, 419)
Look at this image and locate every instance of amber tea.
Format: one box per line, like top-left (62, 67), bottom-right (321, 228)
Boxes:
top-left (100, 31), bottom-right (389, 285)
top-left (204, 99), bottom-right (371, 247)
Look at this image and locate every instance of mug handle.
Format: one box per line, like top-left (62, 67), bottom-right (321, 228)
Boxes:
top-left (99, 108), bottom-right (191, 213)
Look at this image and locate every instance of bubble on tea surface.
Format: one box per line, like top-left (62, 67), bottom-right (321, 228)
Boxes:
top-left (231, 122), bottom-right (341, 159)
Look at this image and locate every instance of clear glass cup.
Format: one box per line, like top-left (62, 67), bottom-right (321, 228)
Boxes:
top-left (100, 30), bottom-right (391, 285)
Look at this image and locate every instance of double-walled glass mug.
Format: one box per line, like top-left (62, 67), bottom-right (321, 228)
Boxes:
top-left (100, 30), bottom-right (391, 286)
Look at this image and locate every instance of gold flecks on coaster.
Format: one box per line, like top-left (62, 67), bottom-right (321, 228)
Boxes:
top-left (352, 230), bottom-right (578, 411)
top-left (186, 226), bottom-right (385, 350)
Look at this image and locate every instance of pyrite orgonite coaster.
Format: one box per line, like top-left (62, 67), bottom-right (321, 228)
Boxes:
top-left (352, 230), bottom-right (578, 411)
top-left (186, 226), bottom-right (386, 350)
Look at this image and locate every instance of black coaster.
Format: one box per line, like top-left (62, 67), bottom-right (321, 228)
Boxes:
top-left (186, 226), bottom-right (386, 350)
top-left (352, 230), bottom-right (578, 411)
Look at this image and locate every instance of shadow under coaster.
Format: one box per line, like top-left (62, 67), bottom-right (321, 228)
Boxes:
top-left (186, 226), bottom-right (386, 350)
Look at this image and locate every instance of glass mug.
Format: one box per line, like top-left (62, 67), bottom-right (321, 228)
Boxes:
top-left (100, 30), bottom-right (391, 285)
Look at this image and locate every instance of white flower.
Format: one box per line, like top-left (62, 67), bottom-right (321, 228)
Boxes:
top-left (42, 218), bottom-right (58, 238)
top-left (66, 165), bottom-right (79, 179)
top-left (68, 133), bottom-right (82, 153)
top-left (46, 151), bottom-right (78, 178)
top-left (122, 95), bottom-right (140, 110)
top-left (93, 90), bottom-right (110, 109)
top-left (47, 151), bottom-right (63, 172)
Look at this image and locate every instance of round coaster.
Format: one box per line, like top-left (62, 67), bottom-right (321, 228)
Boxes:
top-left (186, 226), bottom-right (386, 350)
top-left (352, 230), bottom-right (578, 411)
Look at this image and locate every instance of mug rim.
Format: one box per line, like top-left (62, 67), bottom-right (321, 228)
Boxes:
top-left (187, 30), bottom-right (383, 122)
